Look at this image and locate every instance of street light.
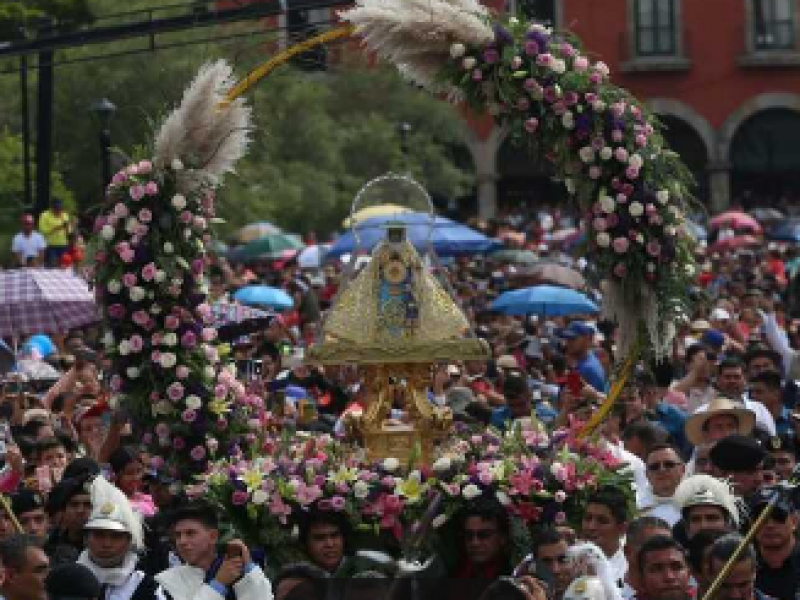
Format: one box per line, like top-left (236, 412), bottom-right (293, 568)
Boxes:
top-left (89, 98), bottom-right (116, 193)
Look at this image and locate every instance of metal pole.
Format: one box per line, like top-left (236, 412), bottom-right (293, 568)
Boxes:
top-left (19, 55), bottom-right (32, 209)
top-left (100, 128), bottom-right (112, 191)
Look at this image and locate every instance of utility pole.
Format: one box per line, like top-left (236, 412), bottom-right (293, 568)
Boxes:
top-left (19, 53), bottom-right (32, 210)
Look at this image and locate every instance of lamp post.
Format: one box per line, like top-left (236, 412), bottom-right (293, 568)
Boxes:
top-left (89, 98), bottom-right (116, 193)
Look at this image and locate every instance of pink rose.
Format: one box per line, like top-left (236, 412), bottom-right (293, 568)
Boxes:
top-left (646, 241), bottom-right (662, 257)
top-left (138, 208), bottom-right (152, 223)
top-left (129, 335), bottom-right (144, 352)
top-left (573, 56), bottom-right (589, 71)
top-left (108, 304), bottom-right (125, 319)
top-left (132, 310), bottom-right (148, 326)
top-left (167, 382), bottom-right (185, 401)
top-left (201, 327), bottom-right (217, 342)
top-left (611, 129), bottom-right (624, 142)
top-left (179, 211), bottom-right (193, 224)
top-left (626, 166), bottom-right (640, 180)
top-left (636, 134), bottom-right (647, 147)
top-left (613, 263), bottom-right (627, 278)
top-left (176, 365), bottom-right (190, 379)
top-left (145, 181), bottom-right (158, 196)
top-left (190, 446), bottom-right (206, 461)
top-left (123, 273), bottom-right (137, 287)
top-left (141, 263), bottom-right (157, 281)
top-left (155, 423), bottom-right (170, 438)
top-left (231, 490), bottom-right (248, 506)
top-left (614, 147), bottom-right (628, 163)
top-left (588, 166), bottom-right (602, 179)
top-left (330, 496), bottom-right (346, 511)
top-left (613, 237), bottom-right (630, 254)
top-left (472, 69), bottom-right (483, 81)
top-left (524, 118), bottom-right (539, 134)
top-left (129, 185), bottom-right (145, 201)
top-left (593, 218), bottom-right (608, 232)
top-left (111, 171), bottom-right (128, 185)
top-left (165, 315), bottom-right (180, 330)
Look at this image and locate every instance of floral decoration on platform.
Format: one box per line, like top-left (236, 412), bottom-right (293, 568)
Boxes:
top-left (340, 0), bottom-right (697, 358)
top-left (199, 421), bottom-right (633, 565)
top-left (89, 61), bottom-right (259, 479)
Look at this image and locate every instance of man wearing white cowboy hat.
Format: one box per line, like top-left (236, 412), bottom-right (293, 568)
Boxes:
top-left (683, 397), bottom-right (756, 447)
top-left (77, 476), bottom-right (163, 600)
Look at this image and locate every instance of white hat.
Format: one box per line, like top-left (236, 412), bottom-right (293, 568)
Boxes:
top-left (672, 474), bottom-right (741, 527)
top-left (566, 542), bottom-right (622, 600)
top-left (564, 577), bottom-right (609, 600)
top-left (710, 307), bottom-right (731, 321)
top-left (84, 476), bottom-right (144, 550)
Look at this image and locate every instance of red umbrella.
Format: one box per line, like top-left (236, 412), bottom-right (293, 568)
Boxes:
top-left (710, 211), bottom-right (762, 233)
top-left (708, 235), bottom-right (760, 254)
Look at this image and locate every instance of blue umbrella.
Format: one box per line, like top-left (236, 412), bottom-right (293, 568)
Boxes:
top-left (326, 212), bottom-right (501, 258)
top-left (768, 219), bottom-right (800, 242)
top-left (233, 286), bottom-right (294, 311)
top-left (491, 285), bottom-right (599, 317)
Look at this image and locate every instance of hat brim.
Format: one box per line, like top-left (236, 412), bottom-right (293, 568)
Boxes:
top-left (84, 519), bottom-right (131, 535)
top-left (684, 408), bottom-right (755, 446)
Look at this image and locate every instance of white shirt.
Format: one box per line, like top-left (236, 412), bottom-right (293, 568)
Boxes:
top-left (609, 546), bottom-right (628, 591)
top-left (636, 484), bottom-right (681, 526)
top-left (11, 231), bottom-right (46, 261)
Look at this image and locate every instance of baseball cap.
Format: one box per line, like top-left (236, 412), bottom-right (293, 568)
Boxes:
top-left (710, 308), bottom-right (731, 321)
top-left (559, 321), bottom-right (595, 340)
top-left (701, 330), bottom-right (725, 350)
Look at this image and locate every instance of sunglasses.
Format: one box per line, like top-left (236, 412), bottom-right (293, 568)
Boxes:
top-left (464, 529), bottom-right (498, 541)
top-left (647, 461), bottom-right (681, 472)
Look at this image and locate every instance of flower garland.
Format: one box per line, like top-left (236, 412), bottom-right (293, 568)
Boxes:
top-left (339, 1), bottom-right (697, 359)
top-left (200, 422), bottom-right (634, 565)
top-left (89, 61), bottom-right (256, 481)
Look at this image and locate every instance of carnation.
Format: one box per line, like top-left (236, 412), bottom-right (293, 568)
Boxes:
top-left (126, 367), bottom-right (140, 379)
top-left (599, 196), bottom-right (616, 213)
top-left (613, 237), bottom-right (630, 254)
top-left (129, 286), bottom-right (145, 302)
top-left (432, 457), bottom-right (451, 472)
top-left (353, 481), bottom-right (369, 499)
top-left (252, 490), bottom-right (268, 505)
top-left (462, 484), bottom-right (482, 500)
top-left (600, 147), bottom-right (613, 161)
top-left (185, 395), bottom-right (202, 410)
top-left (462, 57), bottom-right (476, 70)
top-left (579, 147), bottom-right (595, 163)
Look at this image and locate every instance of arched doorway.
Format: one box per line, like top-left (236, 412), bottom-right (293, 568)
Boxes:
top-left (731, 108), bottom-right (800, 209)
top-left (659, 115), bottom-right (710, 203)
top-left (496, 137), bottom-right (568, 215)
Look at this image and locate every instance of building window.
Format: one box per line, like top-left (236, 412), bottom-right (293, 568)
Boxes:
top-left (634, 0), bottom-right (677, 56)
top-left (753, 0), bottom-right (795, 50)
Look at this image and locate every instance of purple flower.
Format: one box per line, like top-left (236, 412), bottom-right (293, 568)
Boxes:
top-left (626, 166), bottom-right (640, 180)
top-left (524, 40), bottom-right (540, 56)
top-left (483, 48), bottom-right (500, 64)
top-left (191, 258), bottom-right (205, 274)
top-left (138, 208), bottom-right (152, 223)
top-left (526, 30), bottom-right (549, 54)
top-left (190, 446), bottom-right (206, 461)
top-left (493, 23), bottom-right (513, 46)
top-left (132, 310), bottom-right (149, 326)
top-left (111, 171), bottom-right (128, 185)
top-left (108, 304), bottom-right (125, 319)
top-left (176, 365), bottom-right (190, 379)
top-left (593, 218), bottom-right (608, 232)
top-left (181, 331), bottom-right (197, 348)
top-left (472, 69), bottom-right (483, 81)
top-left (165, 315), bottom-right (180, 330)
top-left (232, 490), bottom-right (248, 506)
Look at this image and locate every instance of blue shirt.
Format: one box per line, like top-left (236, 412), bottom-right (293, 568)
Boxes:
top-left (578, 351), bottom-right (607, 393)
top-left (775, 405), bottom-right (793, 437)
top-left (652, 401), bottom-right (690, 457)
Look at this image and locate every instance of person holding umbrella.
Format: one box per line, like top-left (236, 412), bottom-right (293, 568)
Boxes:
top-left (560, 321), bottom-right (607, 393)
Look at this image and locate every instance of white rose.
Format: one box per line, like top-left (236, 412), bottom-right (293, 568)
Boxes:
top-left (383, 457), bottom-right (400, 472)
top-left (129, 286), bottom-right (145, 302)
top-left (685, 264), bottom-right (696, 277)
top-left (599, 196), bottom-right (616, 213)
top-left (160, 352), bottom-right (177, 369)
top-left (596, 233), bottom-right (611, 247)
top-left (107, 280), bottom-right (121, 294)
top-left (432, 514), bottom-right (449, 529)
top-left (154, 270), bottom-right (166, 283)
top-left (171, 158), bottom-right (184, 171)
top-left (171, 194), bottom-right (187, 210)
top-left (462, 57), bottom-right (476, 70)
top-left (163, 333), bottom-right (178, 347)
top-left (126, 367), bottom-right (140, 379)
top-left (565, 179), bottom-right (576, 194)
top-left (100, 225), bottom-right (115, 240)
top-left (118, 340), bottom-right (131, 356)
top-left (252, 490), bottom-right (268, 505)
top-left (353, 481), bottom-right (370, 499)
top-left (508, 16), bottom-right (519, 25)
top-left (432, 457), bottom-right (452, 473)
top-left (562, 113), bottom-right (574, 129)
top-left (450, 43), bottom-right (466, 59)
top-left (150, 304), bottom-right (162, 314)
top-left (205, 366), bottom-right (216, 378)
top-left (102, 332), bottom-right (114, 347)
top-left (125, 217), bottom-right (139, 234)
top-left (551, 58), bottom-right (566, 73)
top-left (656, 190), bottom-right (670, 204)
top-left (629, 201), bottom-right (645, 217)
top-left (462, 484), bottom-right (482, 500)
top-left (629, 153), bottom-right (644, 169)
top-left (163, 242), bottom-right (175, 254)
top-left (600, 147), bottom-right (613, 161)
top-left (579, 146), bottom-right (595, 164)
top-left (496, 491), bottom-right (511, 506)
top-left (184, 229), bottom-right (192, 239)
top-left (186, 395), bottom-right (202, 410)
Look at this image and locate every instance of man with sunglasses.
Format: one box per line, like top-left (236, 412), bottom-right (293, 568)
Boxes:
top-left (639, 444), bottom-right (685, 526)
top-left (752, 489), bottom-right (800, 600)
top-left (452, 498), bottom-right (511, 592)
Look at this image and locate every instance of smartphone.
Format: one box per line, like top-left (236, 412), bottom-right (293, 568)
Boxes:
top-left (566, 370), bottom-right (583, 395)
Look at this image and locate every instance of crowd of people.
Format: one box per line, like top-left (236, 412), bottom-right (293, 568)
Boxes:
top-left (2, 205), bottom-right (800, 600)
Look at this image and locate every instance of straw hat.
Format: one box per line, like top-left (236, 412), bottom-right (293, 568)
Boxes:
top-left (684, 398), bottom-right (755, 446)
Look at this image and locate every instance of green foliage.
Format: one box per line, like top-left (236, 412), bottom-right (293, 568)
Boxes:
top-left (0, 0), bottom-right (92, 41)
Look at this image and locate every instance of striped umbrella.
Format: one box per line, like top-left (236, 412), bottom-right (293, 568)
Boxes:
top-left (0, 269), bottom-right (98, 337)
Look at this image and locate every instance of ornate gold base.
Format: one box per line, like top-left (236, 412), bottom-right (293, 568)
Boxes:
top-left (363, 426), bottom-right (435, 467)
